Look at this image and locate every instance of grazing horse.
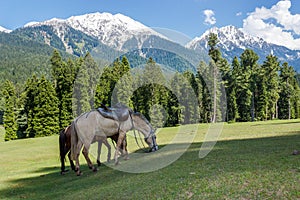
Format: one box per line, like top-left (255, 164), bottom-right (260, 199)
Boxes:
top-left (70, 109), bottom-right (158, 176)
top-left (59, 124), bottom-right (127, 175)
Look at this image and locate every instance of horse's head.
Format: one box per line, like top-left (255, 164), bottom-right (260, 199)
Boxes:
top-left (144, 129), bottom-right (158, 152)
top-left (131, 112), bottom-right (159, 152)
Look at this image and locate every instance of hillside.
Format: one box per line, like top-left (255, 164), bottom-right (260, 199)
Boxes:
top-left (0, 32), bottom-right (58, 84)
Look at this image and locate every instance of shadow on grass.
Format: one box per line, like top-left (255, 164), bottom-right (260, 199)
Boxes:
top-left (1, 132), bottom-right (300, 199)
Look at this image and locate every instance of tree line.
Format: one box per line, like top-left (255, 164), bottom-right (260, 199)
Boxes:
top-left (2, 33), bottom-right (300, 141)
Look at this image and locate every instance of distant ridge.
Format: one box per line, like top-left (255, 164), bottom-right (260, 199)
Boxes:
top-left (186, 25), bottom-right (300, 71)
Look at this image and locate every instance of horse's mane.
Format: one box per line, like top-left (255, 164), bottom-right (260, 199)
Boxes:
top-left (132, 112), bottom-right (153, 129)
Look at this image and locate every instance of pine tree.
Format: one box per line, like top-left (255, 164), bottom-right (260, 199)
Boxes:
top-left (95, 56), bottom-right (132, 108)
top-left (24, 75), bottom-right (39, 137)
top-left (166, 88), bottom-right (180, 126)
top-left (278, 62), bottom-right (296, 119)
top-left (73, 57), bottom-right (91, 116)
top-left (260, 54), bottom-right (280, 120)
top-left (256, 66), bottom-right (269, 120)
top-left (237, 49), bottom-right (259, 121)
top-left (95, 66), bottom-right (114, 107)
top-left (182, 71), bottom-right (201, 124)
top-left (16, 91), bottom-right (28, 139)
top-left (83, 52), bottom-right (100, 108)
top-left (169, 72), bottom-right (185, 124)
top-left (2, 80), bottom-right (18, 141)
top-left (111, 56), bottom-right (133, 107)
top-left (227, 57), bottom-right (240, 122)
top-left (196, 61), bottom-right (212, 123)
top-left (51, 50), bottom-right (77, 128)
top-left (207, 33), bottom-right (226, 122)
top-left (131, 58), bottom-right (168, 126)
top-left (32, 76), bottom-right (59, 137)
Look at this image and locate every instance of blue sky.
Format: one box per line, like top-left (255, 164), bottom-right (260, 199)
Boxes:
top-left (1, 0), bottom-right (300, 49)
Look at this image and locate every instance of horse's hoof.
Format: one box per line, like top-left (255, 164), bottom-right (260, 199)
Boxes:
top-left (93, 167), bottom-right (98, 172)
top-left (76, 171), bottom-right (83, 176)
top-left (60, 169), bottom-right (69, 175)
top-left (292, 150), bottom-right (300, 155)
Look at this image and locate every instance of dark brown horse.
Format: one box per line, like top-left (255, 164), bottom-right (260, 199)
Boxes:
top-left (59, 125), bottom-right (127, 175)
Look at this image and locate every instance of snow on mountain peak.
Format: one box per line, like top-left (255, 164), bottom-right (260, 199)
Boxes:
top-left (66, 12), bottom-right (166, 50)
top-left (186, 25), bottom-right (265, 51)
top-left (24, 12), bottom-right (167, 50)
top-left (0, 25), bottom-right (12, 33)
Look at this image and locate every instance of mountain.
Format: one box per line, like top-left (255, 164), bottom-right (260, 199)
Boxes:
top-left (186, 25), bottom-right (300, 72)
top-left (13, 24), bottom-right (100, 57)
top-left (21, 12), bottom-right (168, 52)
top-left (14, 12), bottom-right (205, 72)
top-left (0, 26), bottom-right (11, 33)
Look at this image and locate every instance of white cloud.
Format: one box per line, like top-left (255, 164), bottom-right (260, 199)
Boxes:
top-left (236, 12), bottom-right (242, 17)
top-left (242, 0), bottom-right (300, 50)
top-left (203, 9), bottom-right (216, 25)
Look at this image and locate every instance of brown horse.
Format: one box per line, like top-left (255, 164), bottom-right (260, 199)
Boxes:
top-left (59, 124), bottom-right (127, 175)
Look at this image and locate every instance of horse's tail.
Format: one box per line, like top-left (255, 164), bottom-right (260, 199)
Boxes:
top-left (59, 128), bottom-right (66, 172)
top-left (70, 122), bottom-right (78, 161)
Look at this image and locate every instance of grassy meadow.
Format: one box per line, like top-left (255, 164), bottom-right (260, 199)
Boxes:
top-left (0, 120), bottom-right (300, 199)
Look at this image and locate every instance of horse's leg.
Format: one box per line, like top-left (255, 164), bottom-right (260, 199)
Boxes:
top-left (102, 138), bottom-right (111, 163)
top-left (114, 131), bottom-right (126, 165)
top-left (122, 135), bottom-right (129, 160)
top-left (59, 130), bottom-right (68, 175)
top-left (97, 141), bottom-right (103, 166)
top-left (82, 147), bottom-right (97, 172)
top-left (68, 151), bottom-right (75, 171)
top-left (60, 147), bottom-right (66, 174)
top-left (75, 142), bottom-right (83, 176)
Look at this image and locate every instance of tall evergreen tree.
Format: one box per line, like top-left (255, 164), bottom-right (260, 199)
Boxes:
top-left (24, 75), bottom-right (39, 137)
top-left (95, 56), bottom-right (132, 108)
top-left (260, 54), bottom-right (280, 120)
top-left (227, 57), bottom-right (240, 122)
top-left (51, 50), bottom-right (77, 128)
top-left (73, 58), bottom-right (91, 116)
top-left (95, 66), bottom-right (113, 107)
top-left (2, 80), bottom-right (18, 141)
top-left (291, 73), bottom-right (300, 119)
top-left (83, 52), bottom-right (99, 108)
top-left (182, 71), bottom-right (201, 124)
top-left (256, 66), bottom-right (269, 120)
top-left (238, 49), bottom-right (259, 121)
top-left (278, 62), bottom-right (296, 119)
top-left (196, 61), bottom-right (212, 123)
top-left (31, 76), bottom-right (59, 137)
top-left (112, 56), bottom-right (133, 107)
top-left (207, 33), bottom-right (226, 122)
top-left (132, 58), bottom-right (168, 127)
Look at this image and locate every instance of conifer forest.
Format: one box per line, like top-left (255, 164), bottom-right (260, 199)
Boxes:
top-left (1, 33), bottom-right (300, 141)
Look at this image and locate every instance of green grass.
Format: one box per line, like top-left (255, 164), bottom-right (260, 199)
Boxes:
top-left (0, 120), bottom-right (300, 199)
